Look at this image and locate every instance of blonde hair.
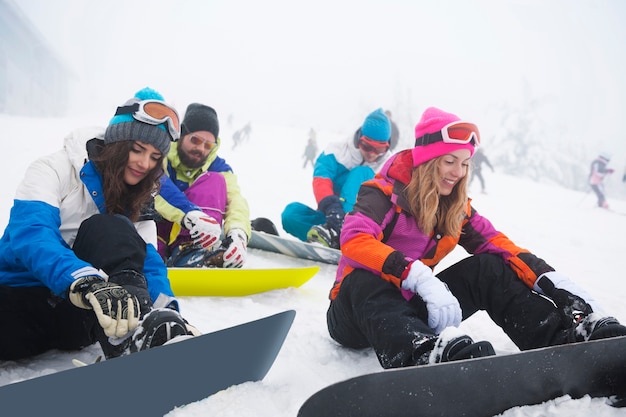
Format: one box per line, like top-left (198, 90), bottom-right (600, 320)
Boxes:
top-left (404, 156), bottom-right (469, 236)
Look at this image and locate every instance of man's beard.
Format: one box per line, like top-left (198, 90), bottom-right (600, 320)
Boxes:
top-left (178, 148), bottom-right (207, 169)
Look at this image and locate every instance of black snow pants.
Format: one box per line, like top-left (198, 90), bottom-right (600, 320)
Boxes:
top-left (0, 214), bottom-right (149, 360)
top-left (327, 253), bottom-right (570, 369)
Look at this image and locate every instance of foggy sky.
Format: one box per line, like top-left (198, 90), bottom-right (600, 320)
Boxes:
top-left (12, 0), bottom-right (626, 161)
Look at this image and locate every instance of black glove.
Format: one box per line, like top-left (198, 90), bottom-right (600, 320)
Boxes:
top-left (536, 275), bottom-right (593, 326)
top-left (108, 270), bottom-right (152, 318)
top-left (68, 275), bottom-right (140, 338)
top-left (319, 195), bottom-right (345, 233)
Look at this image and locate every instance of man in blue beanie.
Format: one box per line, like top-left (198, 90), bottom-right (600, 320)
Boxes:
top-left (280, 108), bottom-right (392, 249)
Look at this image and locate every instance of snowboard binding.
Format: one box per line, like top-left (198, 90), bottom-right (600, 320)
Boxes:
top-left (167, 242), bottom-right (225, 268)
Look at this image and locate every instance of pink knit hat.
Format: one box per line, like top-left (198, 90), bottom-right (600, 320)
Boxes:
top-left (411, 107), bottom-right (478, 167)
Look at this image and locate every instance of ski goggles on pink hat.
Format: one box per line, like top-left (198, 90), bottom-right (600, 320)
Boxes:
top-left (115, 100), bottom-right (181, 141)
top-left (415, 121), bottom-right (480, 148)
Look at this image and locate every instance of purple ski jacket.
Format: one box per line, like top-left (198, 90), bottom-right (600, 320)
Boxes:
top-left (331, 149), bottom-right (554, 301)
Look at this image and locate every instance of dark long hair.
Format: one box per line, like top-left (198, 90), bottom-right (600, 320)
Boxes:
top-left (91, 141), bottom-right (164, 222)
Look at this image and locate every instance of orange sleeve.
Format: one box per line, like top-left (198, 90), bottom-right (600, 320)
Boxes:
top-left (342, 231), bottom-right (400, 287)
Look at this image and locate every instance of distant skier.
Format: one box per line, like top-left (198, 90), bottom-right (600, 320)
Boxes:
top-left (240, 122), bottom-right (251, 142)
top-left (232, 122), bottom-right (252, 150)
top-left (231, 129), bottom-right (241, 149)
top-left (588, 152), bottom-right (614, 208)
top-left (302, 129), bottom-right (318, 169)
top-left (470, 148), bottom-right (494, 193)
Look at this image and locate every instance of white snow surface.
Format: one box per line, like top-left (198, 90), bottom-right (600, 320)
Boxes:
top-left (0, 115), bottom-right (625, 416)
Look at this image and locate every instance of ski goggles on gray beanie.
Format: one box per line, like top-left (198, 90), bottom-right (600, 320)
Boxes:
top-left (104, 87), bottom-right (180, 155)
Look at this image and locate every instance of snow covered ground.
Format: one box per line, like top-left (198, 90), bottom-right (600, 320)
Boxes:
top-left (0, 115), bottom-right (625, 416)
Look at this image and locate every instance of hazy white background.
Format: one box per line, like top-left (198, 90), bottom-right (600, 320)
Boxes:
top-left (13, 0), bottom-right (626, 155)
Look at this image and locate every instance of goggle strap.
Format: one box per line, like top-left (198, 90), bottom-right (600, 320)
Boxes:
top-left (360, 136), bottom-right (389, 148)
top-left (415, 132), bottom-right (443, 146)
top-left (415, 131), bottom-right (478, 147)
top-left (114, 103), bottom-right (140, 116)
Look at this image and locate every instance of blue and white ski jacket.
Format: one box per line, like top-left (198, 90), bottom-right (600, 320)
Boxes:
top-left (0, 127), bottom-right (175, 304)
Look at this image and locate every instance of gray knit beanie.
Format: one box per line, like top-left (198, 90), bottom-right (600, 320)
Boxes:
top-left (181, 103), bottom-right (219, 138)
top-left (104, 87), bottom-right (178, 155)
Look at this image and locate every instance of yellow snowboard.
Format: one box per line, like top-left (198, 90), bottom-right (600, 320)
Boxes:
top-left (168, 266), bottom-right (320, 296)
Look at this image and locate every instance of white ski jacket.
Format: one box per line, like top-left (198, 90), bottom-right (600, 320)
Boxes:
top-left (0, 127), bottom-right (174, 304)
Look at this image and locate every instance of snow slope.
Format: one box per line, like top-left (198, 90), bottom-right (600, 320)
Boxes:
top-left (0, 115), bottom-right (625, 417)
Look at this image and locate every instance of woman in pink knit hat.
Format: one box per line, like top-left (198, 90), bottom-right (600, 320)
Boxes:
top-left (325, 106), bottom-right (626, 369)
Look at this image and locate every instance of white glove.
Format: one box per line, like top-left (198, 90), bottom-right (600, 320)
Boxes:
top-left (222, 229), bottom-right (248, 268)
top-left (68, 276), bottom-right (140, 338)
top-left (534, 271), bottom-right (605, 316)
top-left (183, 210), bottom-right (222, 249)
top-left (401, 261), bottom-right (462, 334)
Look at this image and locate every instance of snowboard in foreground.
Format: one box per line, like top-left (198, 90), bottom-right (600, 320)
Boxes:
top-left (168, 265), bottom-right (319, 296)
top-left (249, 230), bottom-right (341, 265)
top-left (298, 335), bottom-right (626, 417)
top-left (1, 310), bottom-right (296, 417)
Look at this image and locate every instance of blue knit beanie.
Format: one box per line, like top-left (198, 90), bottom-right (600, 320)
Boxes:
top-left (361, 108), bottom-right (391, 143)
top-left (104, 87), bottom-right (176, 155)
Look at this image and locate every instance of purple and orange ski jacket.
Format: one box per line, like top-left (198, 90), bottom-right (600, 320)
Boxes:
top-left (331, 149), bottom-right (554, 301)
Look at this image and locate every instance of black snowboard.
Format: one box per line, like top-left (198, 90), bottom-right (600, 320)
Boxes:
top-left (298, 335), bottom-right (626, 417)
top-left (0, 310), bottom-right (295, 416)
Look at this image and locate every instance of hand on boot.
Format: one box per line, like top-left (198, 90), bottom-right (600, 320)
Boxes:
top-left (222, 229), bottom-right (248, 268)
top-left (319, 195), bottom-right (345, 233)
top-left (183, 210), bottom-right (222, 249)
top-left (402, 261), bottom-right (462, 333)
top-left (535, 272), bottom-right (595, 325)
top-left (68, 275), bottom-right (140, 338)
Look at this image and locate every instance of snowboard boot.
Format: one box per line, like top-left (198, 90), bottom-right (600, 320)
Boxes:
top-left (251, 217), bottom-right (279, 236)
top-left (98, 308), bottom-right (196, 359)
top-left (306, 224), bottom-right (340, 249)
top-left (129, 308), bottom-right (191, 353)
top-left (167, 242), bottom-right (225, 268)
top-left (570, 314), bottom-right (626, 342)
top-left (417, 328), bottom-right (495, 365)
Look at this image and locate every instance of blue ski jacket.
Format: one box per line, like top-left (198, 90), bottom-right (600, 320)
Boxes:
top-left (0, 127), bottom-right (175, 306)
